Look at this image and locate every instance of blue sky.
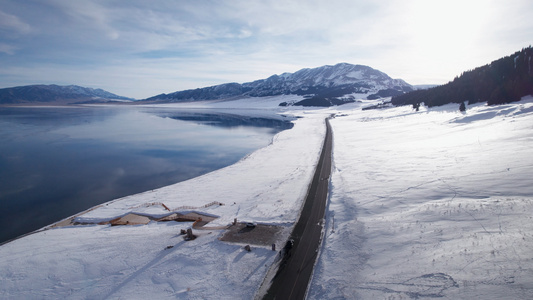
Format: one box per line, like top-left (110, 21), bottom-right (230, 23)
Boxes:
top-left (1, 0), bottom-right (532, 99)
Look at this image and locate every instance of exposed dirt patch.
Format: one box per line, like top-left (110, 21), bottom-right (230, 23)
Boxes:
top-left (110, 213), bottom-right (151, 226)
top-left (219, 223), bottom-right (286, 246)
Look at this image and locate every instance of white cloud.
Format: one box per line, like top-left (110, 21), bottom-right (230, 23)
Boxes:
top-left (0, 43), bottom-right (17, 55)
top-left (0, 0), bottom-right (532, 97)
top-left (47, 0), bottom-right (120, 40)
top-left (0, 9), bottom-right (31, 34)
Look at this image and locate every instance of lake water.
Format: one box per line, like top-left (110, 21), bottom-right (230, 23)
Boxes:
top-left (0, 106), bottom-right (293, 243)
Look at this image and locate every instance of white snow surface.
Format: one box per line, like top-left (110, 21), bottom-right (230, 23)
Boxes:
top-left (309, 96), bottom-right (533, 299)
top-left (1, 95), bottom-right (533, 299)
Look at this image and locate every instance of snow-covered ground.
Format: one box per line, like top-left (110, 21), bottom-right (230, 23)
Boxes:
top-left (1, 95), bottom-right (532, 299)
top-left (0, 96), bottom-right (327, 299)
top-left (309, 96), bottom-right (533, 299)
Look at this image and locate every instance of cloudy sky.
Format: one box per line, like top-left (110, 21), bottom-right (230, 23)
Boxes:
top-left (1, 0), bottom-right (532, 99)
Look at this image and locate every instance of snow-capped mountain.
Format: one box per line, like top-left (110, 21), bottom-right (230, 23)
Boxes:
top-left (145, 63), bottom-right (413, 105)
top-left (0, 84), bottom-right (134, 104)
top-left (244, 63), bottom-right (411, 96)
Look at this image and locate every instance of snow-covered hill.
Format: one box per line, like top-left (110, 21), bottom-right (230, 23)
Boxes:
top-left (0, 84), bottom-right (134, 104)
top-left (145, 63), bottom-right (413, 105)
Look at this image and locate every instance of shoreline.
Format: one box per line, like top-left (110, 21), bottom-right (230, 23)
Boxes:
top-left (0, 98), bottom-right (331, 299)
top-left (0, 103), bottom-right (297, 245)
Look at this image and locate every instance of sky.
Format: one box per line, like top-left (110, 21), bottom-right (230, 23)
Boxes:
top-left (0, 0), bottom-right (532, 99)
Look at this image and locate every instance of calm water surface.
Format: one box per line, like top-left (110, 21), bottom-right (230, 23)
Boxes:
top-left (0, 106), bottom-right (293, 243)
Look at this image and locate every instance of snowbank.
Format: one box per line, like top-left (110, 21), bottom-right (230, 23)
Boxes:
top-left (309, 97), bottom-right (533, 299)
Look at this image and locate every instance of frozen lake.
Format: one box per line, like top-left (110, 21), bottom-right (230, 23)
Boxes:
top-left (0, 106), bottom-right (293, 243)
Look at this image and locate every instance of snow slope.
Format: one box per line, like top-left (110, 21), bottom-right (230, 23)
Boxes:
top-left (309, 97), bottom-right (533, 299)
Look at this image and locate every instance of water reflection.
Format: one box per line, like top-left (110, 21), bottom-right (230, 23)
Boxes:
top-left (0, 106), bottom-right (293, 243)
top-left (160, 111), bottom-right (294, 130)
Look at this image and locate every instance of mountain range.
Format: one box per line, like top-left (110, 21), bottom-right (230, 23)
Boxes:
top-left (2, 47), bottom-right (532, 108)
top-left (0, 84), bottom-right (134, 105)
top-left (0, 64), bottom-right (412, 106)
top-left (144, 63), bottom-right (413, 106)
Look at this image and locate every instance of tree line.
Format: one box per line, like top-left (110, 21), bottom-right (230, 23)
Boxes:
top-left (391, 47), bottom-right (533, 108)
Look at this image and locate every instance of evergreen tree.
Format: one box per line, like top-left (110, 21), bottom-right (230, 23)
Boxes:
top-left (391, 47), bottom-right (533, 107)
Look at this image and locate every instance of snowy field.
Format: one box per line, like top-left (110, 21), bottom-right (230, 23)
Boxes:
top-left (309, 96), bottom-right (533, 299)
top-left (1, 95), bottom-right (533, 299)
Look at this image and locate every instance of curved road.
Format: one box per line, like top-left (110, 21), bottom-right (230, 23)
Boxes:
top-left (263, 117), bottom-right (332, 300)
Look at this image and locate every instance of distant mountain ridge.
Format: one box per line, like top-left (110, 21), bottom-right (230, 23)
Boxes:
top-left (145, 63), bottom-right (413, 106)
top-left (0, 84), bottom-right (134, 105)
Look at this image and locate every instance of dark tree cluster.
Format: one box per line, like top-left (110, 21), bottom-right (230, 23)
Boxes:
top-left (282, 96), bottom-right (356, 107)
top-left (367, 88), bottom-right (406, 100)
top-left (391, 47), bottom-right (533, 108)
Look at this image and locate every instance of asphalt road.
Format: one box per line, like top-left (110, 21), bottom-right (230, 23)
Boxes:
top-left (263, 117), bottom-right (332, 300)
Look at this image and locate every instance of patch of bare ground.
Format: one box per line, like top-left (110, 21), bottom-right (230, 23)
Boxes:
top-left (220, 223), bottom-right (287, 246)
